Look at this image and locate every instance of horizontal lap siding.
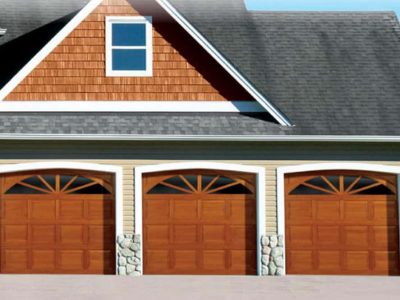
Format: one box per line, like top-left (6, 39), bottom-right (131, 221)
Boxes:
top-left (5, 0), bottom-right (253, 101)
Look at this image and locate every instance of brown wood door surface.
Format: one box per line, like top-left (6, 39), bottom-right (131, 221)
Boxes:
top-left (0, 170), bottom-right (115, 274)
top-left (285, 171), bottom-right (400, 275)
top-left (143, 170), bottom-right (257, 275)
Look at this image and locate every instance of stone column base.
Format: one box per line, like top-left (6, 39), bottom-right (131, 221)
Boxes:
top-left (117, 234), bottom-right (142, 276)
top-left (261, 235), bottom-right (284, 276)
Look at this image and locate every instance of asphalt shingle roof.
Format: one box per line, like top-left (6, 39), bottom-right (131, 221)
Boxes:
top-left (169, 0), bottom-right (400, 136)
top-left (0, 0), bottom-right (400, 137)
top-left (0, 113), bottom-right (287, 136)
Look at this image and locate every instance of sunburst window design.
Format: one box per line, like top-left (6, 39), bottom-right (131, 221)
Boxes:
top-left (6, 174), bottom-right (111, 195)
top-left (147, 174), bottom-right (254, 195)
top-left (289, 174), bottom-right (395, 195)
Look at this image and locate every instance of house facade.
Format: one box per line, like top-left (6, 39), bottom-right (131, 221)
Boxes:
top-left (0, 0), bottom-right (399, 276)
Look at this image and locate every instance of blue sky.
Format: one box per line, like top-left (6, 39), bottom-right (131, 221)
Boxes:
top-left (245, 0), bottom-right (400, 16)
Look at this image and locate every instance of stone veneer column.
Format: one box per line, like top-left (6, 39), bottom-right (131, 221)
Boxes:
top-left (261, 235), bottom-right (284, 276)
top-left (116, 234), bottom-right (142, 276)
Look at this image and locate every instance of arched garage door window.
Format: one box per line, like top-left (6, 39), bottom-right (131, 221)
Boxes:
top-left (5, 173), bottom-right (112, 195)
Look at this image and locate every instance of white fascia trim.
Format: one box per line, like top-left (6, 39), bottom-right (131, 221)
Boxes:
top-left (276, 162), bottom-right (400, 275)
top-left (155, 0), bottom-right (292, 127)
top-left (135, 162), bottom-right (266, 275)
top-left (0, 101), bottom-right (264, 112)
top-left (0, 161), bottom-right (124, 274)
top-left (0, 28), bottom-right (7, 36)
top-left (0, 0), bottom-right (103, 102)
top-left (0, 134), bottom-right (399, 142)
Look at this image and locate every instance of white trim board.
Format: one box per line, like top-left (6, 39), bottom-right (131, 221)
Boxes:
top-left (276, 162), bottom-right (400, 275)
top-left (134, 162), bottom-right (266, 276)
top-left (0, 0), bottom-right (292, 126)
top-left (0, 101), bottom-right (264, 112)
top-left (0, 134), bottom-right (399, 142)
top-left (0, 161), bottom-right (124, 274)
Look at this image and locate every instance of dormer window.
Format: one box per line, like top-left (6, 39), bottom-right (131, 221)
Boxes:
top-left (106, 16), bottom-right (153, 77)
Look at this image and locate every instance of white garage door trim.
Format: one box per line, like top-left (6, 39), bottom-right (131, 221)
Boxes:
top-left (0, 161), bottom-right (123, 274)
top-left (277, 162), bottom-right (400, 275)
top-left (135, 162), bottom-right (266, 275)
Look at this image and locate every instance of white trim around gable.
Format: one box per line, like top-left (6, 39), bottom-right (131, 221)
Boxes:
top-left (134, 162), bottom-right (266, 275)
top-left (276, 162), bottom-right (400, 275)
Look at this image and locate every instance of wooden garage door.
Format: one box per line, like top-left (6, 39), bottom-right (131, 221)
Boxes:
top-left (285, 171), bottom-right (399, 275)
top-left (0, 170), bottom-right (115, 274)
top-left (143, 170), bottom-right (257, 275)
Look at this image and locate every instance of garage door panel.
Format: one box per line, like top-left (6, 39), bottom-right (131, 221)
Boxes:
top-left (315, 200), bottom-right (340, 222)
top-left (145, 250), bottom-right (170, 272)
top-left (371, 226), bottom-right (399, 250)
top-left (203, 250), bottom-right (226, 271)
top-left (88, 225), bottom-right (114, 248)
top-left (200, 200), bottom-right (226, 220)
top-left (172, 200), bottom-right (197, 220)
top-left (230, 200), bottom-right (256, 224)
top-left (287, 200), bottom-right (312, 222)
top-left (60, 225), bottom-right (85, 245)
top-left (31, 250), bottom-right (56, 272)
top-left (202, 225), bottom-right (226, 245)
top-left (59, 199), bottom-right (84, 220)
top-left (231, 225), bottom-right (257, 249)
top-left (145, 199), bottom-right (170, 220)
top-left (3, 225), bottom-right (29, 245)
top-left (286, 250), bottom-right (314, 273)
top-left (344, 251), bottom-right (370, 272)
top-left (343, 201), bottom-right (369, 222)
top-left (173, 225), bottom-right (198, 244)
top-left (372, 201), bottom-right (398, 224)
top-left (31, 199), bottom-right (56, 221)
top-left (87, 199), bottom-right (114, 220)
top-left (173, 250), bottom-right (197, 271)
top-left (87, 250), bottom-right (115, 273)
top-left (231, 250), bottom-right (257, 273)
top-left (3, 199), bottom-right (28, 219)
top-left (31, 225), bottom-right (56, 244)
top-left (59, 250), bottom-right (85, 271)
top-left (317, 251), bottom-right (341, 273)
top-left (374, 251), bottom-right (399, 274)
top-left (288, 225), bottom-right (313, 248)
top-left (343, 226), bottom-right (369, 249)
top-left (145, 225), bottom-right (170, 245)
top-left (3, 249), bottom-right (28, 272)
top-left (316, 226), bottom-right (340, 248)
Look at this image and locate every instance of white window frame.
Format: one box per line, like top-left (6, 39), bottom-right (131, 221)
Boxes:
top-left (105, 16), bottom-right (153, 77)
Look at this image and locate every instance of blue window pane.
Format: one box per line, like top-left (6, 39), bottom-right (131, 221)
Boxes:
top-left (112, 23), bottom-right (146, 46)
top-left (112, 49), bottom-right (146, 71)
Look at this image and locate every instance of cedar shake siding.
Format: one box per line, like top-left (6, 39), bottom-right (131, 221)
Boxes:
top-left (5, 0), bottom-right (253, 101)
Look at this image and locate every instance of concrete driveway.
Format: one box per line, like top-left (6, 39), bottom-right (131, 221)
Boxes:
top-left (0, 275), bottom-right (399, 300)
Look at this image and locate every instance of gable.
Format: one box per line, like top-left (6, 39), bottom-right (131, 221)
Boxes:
top-left (4, 0), bottom-right (254, 101)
